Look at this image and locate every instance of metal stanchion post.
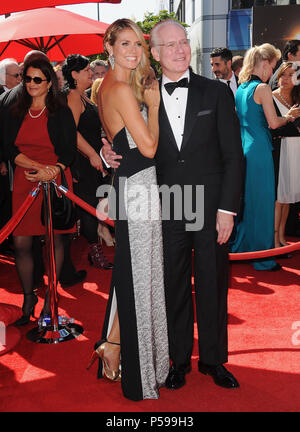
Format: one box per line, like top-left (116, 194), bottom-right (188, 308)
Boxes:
top-left (27, 181), bottom-right (83, 343)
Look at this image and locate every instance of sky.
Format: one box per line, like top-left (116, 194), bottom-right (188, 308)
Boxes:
top-left (0, 1), bottom-right (160, 23)
top-left (58, 0), bottom-right (159, 24)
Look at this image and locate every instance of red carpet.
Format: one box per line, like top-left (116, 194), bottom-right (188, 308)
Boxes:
top-left (0, 236), bottom-right (299, 412)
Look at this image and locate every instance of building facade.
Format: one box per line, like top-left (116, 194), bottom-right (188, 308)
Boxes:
top-left (157, 0), bottom-right (300, 78)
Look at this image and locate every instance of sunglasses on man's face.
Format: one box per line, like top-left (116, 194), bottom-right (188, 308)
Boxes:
top-left (24, 75), bottom-right (48, 84)
top-left (6, 72), bottom-right (22, 78)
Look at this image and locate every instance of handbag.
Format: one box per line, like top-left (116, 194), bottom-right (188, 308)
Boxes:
top-left (41, 165), bottom-right (76, 230)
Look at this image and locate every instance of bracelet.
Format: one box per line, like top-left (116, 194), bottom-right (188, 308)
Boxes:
top-left (285, 114), bottom-right (291, 123)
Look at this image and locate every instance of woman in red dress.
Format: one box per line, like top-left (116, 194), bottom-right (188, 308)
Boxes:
top-left (3, 59), bottom-right (77, 325)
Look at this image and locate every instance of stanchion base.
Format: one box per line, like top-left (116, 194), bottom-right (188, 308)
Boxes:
top-left (26, 323), bottom-right (84, 344)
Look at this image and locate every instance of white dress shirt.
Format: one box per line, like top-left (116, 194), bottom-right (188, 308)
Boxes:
top-left (219, 72), bottom-right (237, 97)
top-left (161, 69), bottom-right (190, 151)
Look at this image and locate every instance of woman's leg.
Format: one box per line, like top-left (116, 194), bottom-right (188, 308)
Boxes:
top-left (105, 310), bottom-right (121, 372)
top-left (274, 201), bottom-right (282, 249)
top-left (13, 235), bottom-right (37, 317)
top-left (279, 204), bottom-right (290, 246)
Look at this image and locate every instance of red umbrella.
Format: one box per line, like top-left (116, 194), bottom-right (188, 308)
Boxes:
top-left (0, 1), bottom-right (121, 16)
top-left (0, 8), bottom-right (110, 61)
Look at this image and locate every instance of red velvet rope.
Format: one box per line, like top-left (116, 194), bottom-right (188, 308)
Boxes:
top-left (0, 185), bottom-right (41, 245)
top-left (57, 182), bottom-right (300, 260)
top-left (2, 180), bottom-right (299, 261)
top-left (229, 241), bottom-right (300, 260)
top-left (55, 184), bottom-right (114, 228)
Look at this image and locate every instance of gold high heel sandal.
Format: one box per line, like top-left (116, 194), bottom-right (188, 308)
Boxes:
top-left (87, 339), bottom-right (121, 382)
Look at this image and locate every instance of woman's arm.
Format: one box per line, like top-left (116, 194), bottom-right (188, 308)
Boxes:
top-left (254, 84), bottom-right (300, 129)
top-left (14, 153), bottom-right (60, 183)
top-left (67, 90), bottom-right (104, 172)
top-left (109, 81), bottom-right (160, 159)
top-left (77, 131), bottom-right (104, 172)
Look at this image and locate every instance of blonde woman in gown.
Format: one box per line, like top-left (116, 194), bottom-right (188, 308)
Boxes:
top-left (87, 19), bottom-right (169, 401)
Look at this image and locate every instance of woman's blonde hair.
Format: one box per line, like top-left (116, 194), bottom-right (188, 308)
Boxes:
top-left (91, 78), bottom-right (103, 105)
top-left (103, 18), bottom-right (149, 105)
top-left (238, 43), bottom-right (281, 84)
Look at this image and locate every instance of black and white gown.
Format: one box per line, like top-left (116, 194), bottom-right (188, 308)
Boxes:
top-left (98, 108), bottom-right (169, 401)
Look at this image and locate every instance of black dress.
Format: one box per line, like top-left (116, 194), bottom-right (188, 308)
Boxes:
top-left (73, 99), bottom-right (106, 243)
top-left (97, 107), bottom-right (169, 401)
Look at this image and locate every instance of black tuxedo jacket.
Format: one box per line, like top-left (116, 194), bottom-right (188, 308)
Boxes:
top-left (155, 71), bottom-right (243, 224)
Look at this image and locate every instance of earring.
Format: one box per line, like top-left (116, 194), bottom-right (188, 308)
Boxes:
top-left (74, 79), bottom-right (77, 87)
top-left (109, 55), bottom-right (115, 70)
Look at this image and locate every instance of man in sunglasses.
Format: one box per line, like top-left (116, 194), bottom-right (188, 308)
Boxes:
top-left (0, 59), bottom-right (21, 94)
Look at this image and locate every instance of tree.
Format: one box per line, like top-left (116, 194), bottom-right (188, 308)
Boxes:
top-left (136, 10), bottom-right (188, 34)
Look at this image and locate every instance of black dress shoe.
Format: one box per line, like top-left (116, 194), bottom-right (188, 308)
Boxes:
top-left (60, 270), bottom-right (87, 288)
top-left (165, 363), bottom-right (191, 390)
top-left (198, 361), bottom-right (239, 389)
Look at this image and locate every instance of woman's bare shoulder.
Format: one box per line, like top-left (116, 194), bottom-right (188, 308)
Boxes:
top-left (67, 89), bottom-right (81, 102)
top-left (106, 81), bottom-right (133, 99)
top-left (256, 82), bottom-right (271, 93)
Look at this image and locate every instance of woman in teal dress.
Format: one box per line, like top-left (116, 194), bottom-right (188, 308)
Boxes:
top-left (231, 44), bottom-right (300, 270)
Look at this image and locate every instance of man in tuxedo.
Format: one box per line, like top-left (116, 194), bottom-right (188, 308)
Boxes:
top-left (103, 19), bottom-right (243, 390)
top-left (210, 47), bottom-right (238, 97)
top-left (149, 20), bottom-right (243, 390)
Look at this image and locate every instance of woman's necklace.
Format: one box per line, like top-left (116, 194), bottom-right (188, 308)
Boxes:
top-left (28, 106), bottom-right (46, 119)
top-left (277, 92), bottom-right (292, 109)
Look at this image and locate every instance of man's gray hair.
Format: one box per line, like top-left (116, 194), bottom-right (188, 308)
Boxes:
top-left (0, 58), bottom-right (19, 86)
top-left (150, 19), bottom-right (187, 48)
top-left (90, 59), bottom-right (108, 71)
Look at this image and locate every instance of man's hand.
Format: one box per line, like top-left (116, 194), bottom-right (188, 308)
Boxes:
top-left (102, 137), bottom-right (122, 169)
top-left (216, 211), bottom-right (234, 245)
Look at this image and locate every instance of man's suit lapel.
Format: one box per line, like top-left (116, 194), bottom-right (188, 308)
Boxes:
top-left (159, 79), bottom-right (179, 152)
top-left (180, 72), bottom-right (201, 153)
top-left (234, 73), bottom-right (239, 88)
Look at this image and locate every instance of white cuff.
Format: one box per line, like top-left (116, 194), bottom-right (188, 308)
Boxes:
top-left (218, 209), bottom-right (237, 216)
top-left (100, 147), bottom-right (111, 169)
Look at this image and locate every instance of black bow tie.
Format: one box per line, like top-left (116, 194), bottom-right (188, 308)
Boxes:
top-left (164, 77), bottom-right (189, 95)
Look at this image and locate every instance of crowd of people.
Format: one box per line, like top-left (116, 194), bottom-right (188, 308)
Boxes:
top-left (0, 17), bottom-right (300, 402)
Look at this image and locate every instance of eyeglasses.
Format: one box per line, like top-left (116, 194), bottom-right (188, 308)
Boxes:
top-left (6, 72), bottom-right (22, 78)
top-left (23, 75), bottom-right (48, 84)
top-left (156, 39), bottom-right (190, 50)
